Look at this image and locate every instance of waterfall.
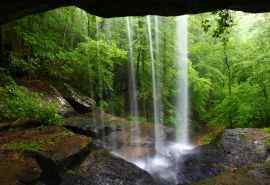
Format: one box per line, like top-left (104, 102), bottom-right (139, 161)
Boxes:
top-left (154, 16), bottom-right (164, 149)
top-left (111, 16), bottom-right (193, 185)
top-left (154, 16), bottom-right (160, 57)
top-left (126, 17), bottom-right (141, 147)
top-left (175, 15), bottom-right (190, 146)
top-left (146, 16), bottom-right (164, 153)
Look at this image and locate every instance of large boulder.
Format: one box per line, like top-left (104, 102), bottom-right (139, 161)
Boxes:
top-left (61, 150), bottom-right (158, 185)
top-left (50, 85), bottom-right (78, 117)
top-left (60, 84), bottom-right (96, 114)
top-left (221, 128), bottom-right (270, 166)
top-left (175, 128), bottom-right (270, 185)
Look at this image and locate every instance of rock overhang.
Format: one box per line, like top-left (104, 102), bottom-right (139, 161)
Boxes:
top-left (1, 0), bottom-right (270, 24)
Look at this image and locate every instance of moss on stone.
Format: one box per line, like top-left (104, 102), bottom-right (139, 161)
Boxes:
top-left (0, 126), bottom-right (92, 166)
top-left (1, 126), bottom-right (74, 152)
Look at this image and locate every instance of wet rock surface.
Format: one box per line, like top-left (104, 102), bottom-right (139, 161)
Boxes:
top-left (176, 128), bottom-right (270, 185)
top-left (101, 121), bottom-right (175, 159)
top-left (61, 150), bottom-right (158, 185)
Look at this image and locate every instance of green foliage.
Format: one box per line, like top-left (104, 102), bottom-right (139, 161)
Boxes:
top-left (189, 12), bottom-right (270, 129)
top-left (0, 84), bottom-right (62, 125)
top-left (0, 68), bottom-right (14, 85)
top-left (66, 39), bottom-right (127, 97)
top-left (127, 116), bottom-right (147, 124)
top-left (189, 62), bottom-right (212, 121)
top-left (1, 6), bottom-right (270, 130)
top-left (201, 10), bottom-right (234, 43)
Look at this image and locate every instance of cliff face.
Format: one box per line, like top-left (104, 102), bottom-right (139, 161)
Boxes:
top-left (1, 0), bottom-right (270, 24)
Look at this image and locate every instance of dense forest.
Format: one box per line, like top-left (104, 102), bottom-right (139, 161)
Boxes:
top-left (0, 7), bottom-right (269, 130)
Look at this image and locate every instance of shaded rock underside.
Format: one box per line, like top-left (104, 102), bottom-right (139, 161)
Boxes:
top-left (2, 0), bottom-right (270, 24)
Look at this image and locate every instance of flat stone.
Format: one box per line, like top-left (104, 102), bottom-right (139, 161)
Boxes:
top-left (0, 126), bottom-right (91, 167)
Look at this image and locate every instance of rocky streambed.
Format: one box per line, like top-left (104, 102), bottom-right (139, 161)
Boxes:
top-left (1, 114), bottom-right (270, 185)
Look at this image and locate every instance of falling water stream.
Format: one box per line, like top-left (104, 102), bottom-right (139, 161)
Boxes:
top-left (153, 16), bottom-right (165, 151)
top-left (126, 17), bottom-right (141, 150)
top-left (175, 15), bottom-right (190, 147)
top-left (97, 15), bottom-right (193, 185)
top-left (146, 16), bottom-right (163, 153)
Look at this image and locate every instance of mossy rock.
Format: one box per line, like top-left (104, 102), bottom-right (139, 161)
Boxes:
top-left (0, 126), bottom-right (92, 166)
